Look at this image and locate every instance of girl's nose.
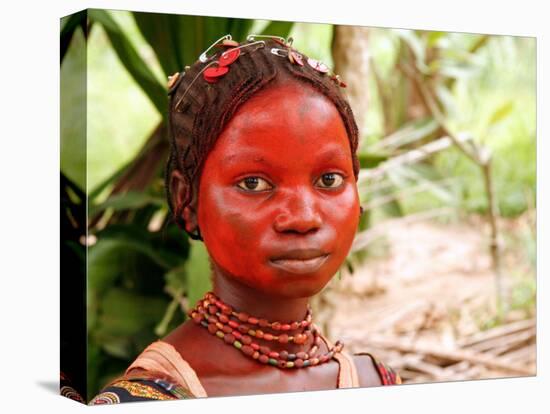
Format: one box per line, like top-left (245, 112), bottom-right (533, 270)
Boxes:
top-left (273, 190), bottom-right (322, 235)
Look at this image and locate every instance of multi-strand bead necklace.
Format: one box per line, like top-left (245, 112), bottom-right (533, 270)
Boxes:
top-left (188, 291), bottom-right (344, 369)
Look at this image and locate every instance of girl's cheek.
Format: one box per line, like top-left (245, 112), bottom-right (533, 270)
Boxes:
top-left (325, 185), bottom-right (359, 225)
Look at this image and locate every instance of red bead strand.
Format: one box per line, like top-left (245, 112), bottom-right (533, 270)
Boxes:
top-left (188, 292), bottom-right (344, 369)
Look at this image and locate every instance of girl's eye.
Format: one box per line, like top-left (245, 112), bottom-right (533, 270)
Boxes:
top-left (237, 176), bottom-right (273, 192)
top-left (316, 173), bottom-right (344, 189)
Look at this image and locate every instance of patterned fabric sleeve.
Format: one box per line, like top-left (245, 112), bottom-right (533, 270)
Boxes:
top-left (60, 371), bottom-right (86, 403)
top-left (88, 370), bottom-right (193, 405)
top-left (354, 352), bottom-right (402, 385)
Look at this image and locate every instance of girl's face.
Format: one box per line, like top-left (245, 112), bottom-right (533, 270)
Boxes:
top-left (196, 81), bottom-right (360, 298)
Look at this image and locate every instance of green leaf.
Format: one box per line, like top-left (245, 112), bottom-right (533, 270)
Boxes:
top-left (61, 26), bottom-right (87, 191)
top-left (88, 231), bottom-right (178, 299)
top-left (186, 241), bottom-right (212, 307)
top-left (87, 223), bottom-right (188, 332)
top-left (133, 14), bottom-right (253, 75)
top-left (101, 288), bottom-right (166, 334)
top-left (88, 239), bottom-right (125, 293)
top-left (93, 288), bottom-right (167, 358)
top-left (227, 18), bottom-right (255, 42)
top-left (61, 10), bottom-right (87, 63)
top-left (439, 63), bottom-right (477, 80)
top-left (396, 30), bottom-right (428, 73)
top-left (157, 266), bottom-right (187, 336)
top-left (390, 165), bottom-right (455, 204)
top-left (358, 152), bottom-right (390, 169)
top-left (165, 264), bottom-right (187, 294)
top-left (435, 84), bottom-right (457, 115)
top-left (375, 118), bottom-right (439, 151)
top-left (260, 20), bottom-right (294, 39)
top-left (426, 31), bottom-right (446, 47)
top-left (93, 225), bottom-right (183, 270)
top-left (100, 337), bottom-right (133, 360)
top-left (88, 9), bottom-right (166, 116)
top-left (131, 12), bottom-right (293, 90)
top-left (488, 101), bottom-right (514, 126)
top-left (89, 191), bottom-right (164, 216)
top-left (380, 199), bottom-right (404, 217)
top-left (88, 157), bottom-right (133, 201)
top-left (132, 12), bottom-right (182, 76)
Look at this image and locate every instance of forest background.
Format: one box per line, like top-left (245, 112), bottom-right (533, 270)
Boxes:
top-left (60, 10), bottom-right (536, 399)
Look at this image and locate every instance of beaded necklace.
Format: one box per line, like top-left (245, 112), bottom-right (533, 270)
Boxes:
top-left (188, 291), bottom-right (344, 369)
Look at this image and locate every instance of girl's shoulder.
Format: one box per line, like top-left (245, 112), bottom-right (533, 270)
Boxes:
top-left (88, 369), bottom-right (193, 405)
top-left (352, 351), bottom-right (402, 386)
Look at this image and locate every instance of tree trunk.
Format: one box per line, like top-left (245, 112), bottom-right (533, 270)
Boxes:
top-left (331, 25), bottom-right (370, 141)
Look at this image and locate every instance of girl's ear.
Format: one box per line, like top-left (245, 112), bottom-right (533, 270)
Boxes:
top-left (182, 205), bottom-right (199, 234)
top-left (170, 169), bottom-right (199, 233)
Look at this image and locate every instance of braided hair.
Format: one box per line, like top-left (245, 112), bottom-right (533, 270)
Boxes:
top-left (165, 37), bottom-right (360, 241)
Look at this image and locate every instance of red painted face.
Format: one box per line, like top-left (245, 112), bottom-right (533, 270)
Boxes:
top-left (196, 81), bottom-right (360, 298)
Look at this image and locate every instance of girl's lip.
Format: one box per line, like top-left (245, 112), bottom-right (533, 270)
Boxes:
top-left (268, 254), bottom-right (330, 274)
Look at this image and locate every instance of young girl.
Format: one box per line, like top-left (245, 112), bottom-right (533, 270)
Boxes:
top-left (89, 34), bottom-right (400, 405)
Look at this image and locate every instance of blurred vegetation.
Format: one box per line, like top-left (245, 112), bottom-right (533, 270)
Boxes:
top-left (60, 10), bottom-right (535, 398)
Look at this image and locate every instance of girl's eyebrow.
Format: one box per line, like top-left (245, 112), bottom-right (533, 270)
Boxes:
top-left (223, 153), bottom-right (273, 167)
top-left (316, 146), bottom-right (352, 163)
top-left (222, 145), bottom-right (351, 167)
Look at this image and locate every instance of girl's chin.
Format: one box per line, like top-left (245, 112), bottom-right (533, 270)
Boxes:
top-left (221, 264), bottom-right (336, 298)
top-left (275, 282), bottom-right (327, 299)
top-left (257, 274), bottom-right (332, 299)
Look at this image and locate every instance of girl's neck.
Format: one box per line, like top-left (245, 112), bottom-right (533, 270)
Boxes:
top-left (210, 269), bottom-right (316, 354)
top-left (212, 273), bottom-right (310, 324)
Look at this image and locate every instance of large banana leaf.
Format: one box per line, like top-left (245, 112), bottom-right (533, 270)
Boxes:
top-left (88, 9), bottom-right (166, 115)
top-left (60, 10), bottom-right (88, 63)
top-left (132, 12), bottom-right (293, 76)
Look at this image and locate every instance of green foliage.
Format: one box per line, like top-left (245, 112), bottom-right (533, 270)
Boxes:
top-left (60, 26), bottom-right (87, 191)
top-left (362, 30), bottom-right (535, 220)
top-left (89, 191), bottom-right (165, 216)
top-left (509, 274), bottom-right (536, 317)
top-left (86, 222), bottom-right (190, 393)
top-left (60, 11), bottom-right (87, 62)
top-left (186, 241), bottom-right (213, 307)
top-left (86, 18), bottom-right (161, 193)
top-left (88, 10), bottom-right (167, 115)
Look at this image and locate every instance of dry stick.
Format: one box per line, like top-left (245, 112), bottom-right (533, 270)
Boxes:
top-left (373, 300), bottom-right (431, 332)
top-left (399, 64), bottom-right (480, 164)
top-left (401, 60), bottom-right (506, 321)
top-left (485, 328), bottom-right (536, 356)
top-left (441, 360), bottom-right (471, 377)
top-left (370, 58), bottom-right (393, 135)
top-left (499, 343), bottom-right (536, 365)
top-left (457, 318), bottom-right (535, 348)
top-left (469, 327), bottom-right (535, 354)
top-left (358, 135), bottom-right (471, 183)
top-left (404, 358), bottom-right (448, 379)
top-left (362, 335), bottom-right (532, 375)
top-left (350, 207), bottom-right (454, 253)
top-left (415, 361), bottom-right (481, 382)
top-left (362, 177), bottom-right (455, 211)
top-left (481, 157), bottom-right (506, 320)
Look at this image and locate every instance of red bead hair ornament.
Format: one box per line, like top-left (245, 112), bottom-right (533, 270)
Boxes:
top-left (174, 34), bottom-right (349, 110)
